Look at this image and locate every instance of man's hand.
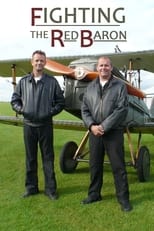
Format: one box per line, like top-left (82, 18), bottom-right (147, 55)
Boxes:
top-left (91, 125), bottom-right (104, 136)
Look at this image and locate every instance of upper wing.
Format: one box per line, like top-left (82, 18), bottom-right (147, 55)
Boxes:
top-left (0, 58), bottom-right (32, 77)
top-left (0, 49), bottom-right (154, 77)
top-left (103, 50), bottom-right (154, 73)
top-left (0, 56), bottom-right (78, 77)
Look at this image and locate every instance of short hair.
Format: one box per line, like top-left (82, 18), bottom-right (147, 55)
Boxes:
top-left (32, 50), bottom-right (46, 57)
top-left (98, 56), bottom-right (112, 67)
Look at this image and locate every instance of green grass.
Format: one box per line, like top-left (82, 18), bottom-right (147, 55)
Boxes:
top-left (0, 102), bottom-right (154, 231)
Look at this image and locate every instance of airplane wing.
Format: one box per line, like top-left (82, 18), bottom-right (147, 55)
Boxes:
top-left (0, 116), bottom-right (86, 131)
top-left (0, 50), bottom-right (154, 77)
top-left (97, 50), bottom-right (154, 73)
top-left (0, 115), bottom-right (154, 134)
top-left (0, 57), bottom-right (74, 77)
top-left (0, 58), bottom-right (32, 77)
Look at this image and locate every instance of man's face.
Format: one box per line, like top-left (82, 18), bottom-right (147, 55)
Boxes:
top-left (97, 57), bottom-right (113, 79)
top-left (31, 53), bottom-right (46, 72)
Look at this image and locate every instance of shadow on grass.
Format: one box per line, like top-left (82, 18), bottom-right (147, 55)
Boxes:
top-left (75, 166), bottom-right (90, 173)
top-left (57, 185), bottom-right (115, 202)
top-left (58, 184), bottom-right (88, 196)
top-left (131, 185), bottom-right (154, 207)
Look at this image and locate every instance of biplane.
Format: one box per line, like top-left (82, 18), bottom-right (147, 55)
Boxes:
top-left (0, 49), bottom-right (154, 182)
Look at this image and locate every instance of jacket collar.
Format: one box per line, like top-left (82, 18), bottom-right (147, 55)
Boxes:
top-left (96, 74), bottom-right (114, 87)
top-left (29, 73), bottom-right (47, 83)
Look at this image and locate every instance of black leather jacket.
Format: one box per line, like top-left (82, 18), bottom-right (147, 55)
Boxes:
top-left (11, 73), bottom-right (65, 126)
top-left (81, 75), bottom-right (128, 132)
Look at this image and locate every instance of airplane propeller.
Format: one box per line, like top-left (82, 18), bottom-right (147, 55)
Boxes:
top-left (45, 58), bottom-right (146, 99)
top-left (45, 58), bottom-right (74, 76)
top-left (45, 58), bottom-right (98, 80)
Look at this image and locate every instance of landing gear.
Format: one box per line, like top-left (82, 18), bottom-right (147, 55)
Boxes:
top-left (60, 141), bottom-right (78, 173)
top-left (126, 128), bottom-right (151, 182)
top-left (59, 128), bottom-right (151, 182)
top-left (59, 131), bottom-right (89, 173)
top-left (136, 146), bottom-right (150, 182)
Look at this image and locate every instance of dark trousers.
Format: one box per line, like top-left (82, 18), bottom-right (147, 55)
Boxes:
top-left (88, 129), bottom-right (129, 203)
top-left (23, 123), bottom-right (57, 193)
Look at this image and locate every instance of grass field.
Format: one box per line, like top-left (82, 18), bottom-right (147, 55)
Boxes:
top-left (0, 102), bottom-right (154, 231)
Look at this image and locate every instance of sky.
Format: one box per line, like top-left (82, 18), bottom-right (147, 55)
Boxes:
top-left (0, 0), bottom-right (154, 102)
top-left (0, 0), bottom-right (154, 60)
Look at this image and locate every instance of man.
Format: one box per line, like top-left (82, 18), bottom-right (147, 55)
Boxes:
top-left (81, 56), bottom-right (132, 212)
top-left (11, 50), bottom-right (65, 200)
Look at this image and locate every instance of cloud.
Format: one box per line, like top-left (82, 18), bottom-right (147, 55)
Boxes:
top-left (0, 77), bottom-right (13, 102)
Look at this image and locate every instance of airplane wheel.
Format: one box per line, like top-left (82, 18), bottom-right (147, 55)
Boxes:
top-left (136, 146), bottom-right (150, 182)
top-left (59, 141), bottom-right (78, 173)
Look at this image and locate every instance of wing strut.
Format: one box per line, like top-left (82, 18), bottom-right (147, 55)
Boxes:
top-left (11, 64), bottom-right (18, 117)
top-left (11, 64), bottom-right (16, 90)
